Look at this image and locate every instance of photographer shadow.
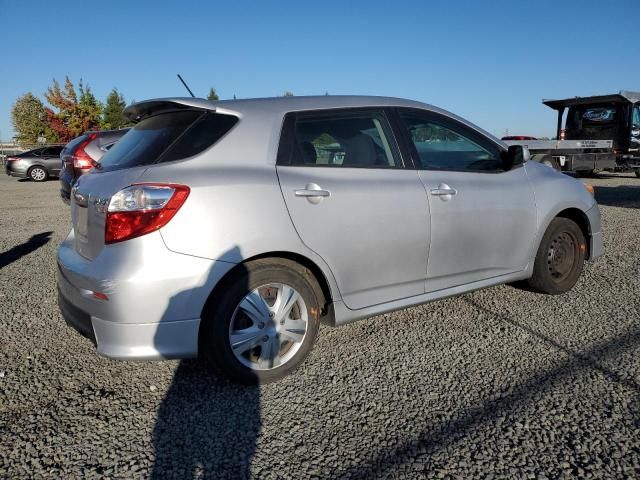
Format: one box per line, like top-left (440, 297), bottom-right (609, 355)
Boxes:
top-left (151, 248), bottom-right (260, 479)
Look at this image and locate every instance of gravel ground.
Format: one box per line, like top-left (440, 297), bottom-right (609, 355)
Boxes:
top-left (0, 172), bottom-right (639, 479)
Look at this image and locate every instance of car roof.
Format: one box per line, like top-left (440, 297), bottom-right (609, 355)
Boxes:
top-left (124, 95), bottom-right (504, 146)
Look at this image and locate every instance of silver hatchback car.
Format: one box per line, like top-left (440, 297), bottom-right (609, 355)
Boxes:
top-left (57, 96), bottom-right (602, 384)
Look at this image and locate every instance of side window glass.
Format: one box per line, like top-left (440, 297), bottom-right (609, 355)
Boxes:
top-left (41, 147), bottom-right (60, 156)
top-left (291, 111), bottom-right (399, 168)
top-left (632, 106), bottom-right (640, 127)
top-left (400, 112), bottom-right (502, 172)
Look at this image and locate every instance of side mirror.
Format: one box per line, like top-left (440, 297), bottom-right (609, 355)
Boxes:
top-left (505, 144), bottom-right (530, 169)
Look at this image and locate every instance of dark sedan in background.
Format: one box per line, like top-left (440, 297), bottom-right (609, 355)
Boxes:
top-left (59, 129), bottom-right (128, 204)
top-left (4, 145), bottom-right (64, 181)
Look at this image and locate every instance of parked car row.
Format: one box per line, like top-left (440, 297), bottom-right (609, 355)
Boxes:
top-left (4, 129), bottom-right (128, 203)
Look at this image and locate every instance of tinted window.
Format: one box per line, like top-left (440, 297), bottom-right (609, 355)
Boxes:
top-left (289, 111), bottom-right (399, 168)
top-left (97, 110), bottom-right (237, 172)
top-left (41, 146), bottom-right (63, 156)
top-left (28, 148), bottom-right (45, 156)
top-left (161, 113), bottom-right (238, 163)
top-left (567, 104), bottom-right (620, 129)
top-left (400, 112), bottom-right (502, 172)
top-left (633, 105), bottom-right (640, 127)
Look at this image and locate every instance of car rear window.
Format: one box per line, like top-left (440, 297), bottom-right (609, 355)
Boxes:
top-left (567, 104), bottom-right (619, 128)
top-left (96, 110), bottom-right (237, 172)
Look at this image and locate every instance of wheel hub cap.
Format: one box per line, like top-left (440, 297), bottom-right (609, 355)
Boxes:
top-left (228, 283), bottom-right (308, 371)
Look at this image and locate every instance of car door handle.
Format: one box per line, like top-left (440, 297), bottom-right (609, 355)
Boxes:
top-left (295, 189), bottom-right (330, 197)
top-left (430, 185), bottom-right (457, 197)
top-left (295, 183), bottom-right (330, 198)
top-left (294, 183), bottom-right (330, 204)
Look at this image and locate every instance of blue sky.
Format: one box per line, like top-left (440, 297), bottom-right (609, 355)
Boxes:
top-left (1, 0), bottom-right (638, 140)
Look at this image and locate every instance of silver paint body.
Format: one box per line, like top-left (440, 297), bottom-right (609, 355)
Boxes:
top-left (56, 96), bottom-right (603, 360)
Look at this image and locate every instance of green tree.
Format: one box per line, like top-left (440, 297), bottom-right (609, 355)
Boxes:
top-left (77, 79), bottom-right (103, 132)
top-left (207, 88), bottom-right (219, 101)
top-left (283, 91), bottom-right (295, 97)
top-left (102, 88), bottom-right (127, 129)
top-left (11, 93), bottom-right (52, 146)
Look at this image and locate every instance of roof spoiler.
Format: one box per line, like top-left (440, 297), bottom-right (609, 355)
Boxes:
top-left (123, 98), bottom-right (217, 122)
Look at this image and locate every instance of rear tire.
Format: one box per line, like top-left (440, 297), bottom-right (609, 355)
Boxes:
top-left (527, 218), bottom-right (586, 295)
top-left (28, 166), bottom-right (48, 182)
top-left (200, 258), bottom-right (321, 385)
top-left (635, 168), bottom-right (640, 178)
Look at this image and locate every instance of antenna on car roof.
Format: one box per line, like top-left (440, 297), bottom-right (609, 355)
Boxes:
top-left (177, 74), bottom-right (195, 98)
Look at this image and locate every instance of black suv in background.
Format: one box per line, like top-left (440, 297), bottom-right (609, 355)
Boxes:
top-left (59, 129), bottom-right (128, 204)
top-left (4, 145), bottom-right (64, 181)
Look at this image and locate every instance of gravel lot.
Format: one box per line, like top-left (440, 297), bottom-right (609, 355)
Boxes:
top-left (1, 172), bottom-right (639, 479)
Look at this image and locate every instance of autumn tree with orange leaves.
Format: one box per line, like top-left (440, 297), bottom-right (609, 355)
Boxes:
top-left (44, 76), bottom-right (103, 142)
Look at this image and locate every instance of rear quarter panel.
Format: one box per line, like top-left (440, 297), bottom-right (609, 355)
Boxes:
top-left (143, 111), bottom-right (342, 301)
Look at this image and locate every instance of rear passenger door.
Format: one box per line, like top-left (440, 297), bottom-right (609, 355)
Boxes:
top-left (40, 146), bottom-right (63, 175)
top-left (396, 108), bottom-right (537, 292)
top-left (276, 109), bottom-right (430, 310)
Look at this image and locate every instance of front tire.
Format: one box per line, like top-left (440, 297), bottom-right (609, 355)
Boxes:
top-left (201, 259), bottom-right (321, 385)
top-left (28, 166), bottom-right (48, 182)
top-left (527, 218), bottom-right (586, 294)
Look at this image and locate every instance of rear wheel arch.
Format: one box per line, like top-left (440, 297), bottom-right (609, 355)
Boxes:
top-left (199, 252), bottom-right (334, 344)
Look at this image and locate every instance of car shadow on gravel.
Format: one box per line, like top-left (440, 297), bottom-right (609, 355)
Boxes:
top-left (338, 296), bottom-right (640, 479)
top-left (151, 249), bottom-right (261, 479)
top-left (0, 231), bottom-right (52, 269)
top-left (594, 185), bottom-right (640, 209)
top-left (151, 360), bottom-right (260, 479)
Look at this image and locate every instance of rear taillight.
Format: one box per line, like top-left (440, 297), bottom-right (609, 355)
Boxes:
top-left (105, 184), bottom-right (190, 244)
top-left (73, 133), bottom-right (98, 170)
top-left (6, 156), bottom-right (18, 162)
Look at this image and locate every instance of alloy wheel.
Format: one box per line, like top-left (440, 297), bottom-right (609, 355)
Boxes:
top-left (228, 283), bottom-right (308, 370)
top-left (30, 168), bottom-right (46, 181)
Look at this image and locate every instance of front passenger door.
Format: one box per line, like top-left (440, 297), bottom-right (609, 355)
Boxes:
top-left (276, 109), bottom-right (430, 310)
top-left (397, 108), bottom-right (537, 292)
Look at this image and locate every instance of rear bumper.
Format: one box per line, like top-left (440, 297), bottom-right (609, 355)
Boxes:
top-left (58, 289), bottom-right (96, 344)
top-left (57, 274), bottom-right (201, 360)
top-left (56, 230), bottom-right (237, 360)
top-left (5, 165), bottom-right (27, 178)
top-left (59, 172), bottom-right (72, 204)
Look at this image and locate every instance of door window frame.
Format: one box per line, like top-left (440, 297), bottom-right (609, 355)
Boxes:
top-left (391, 107), bottom-right (510, 174)
top-left (276, 107), bottom-right (407, 169)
